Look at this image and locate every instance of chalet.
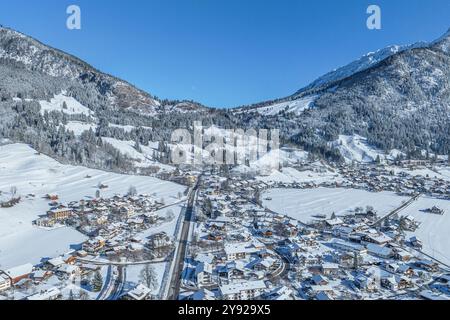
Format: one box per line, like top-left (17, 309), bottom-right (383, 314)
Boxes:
top-left (366, 243), bottom-right (393, 259)
top-left (410, 236), bottom-right (423, 249)
top-left (415, 260), bottom-right (439, 272)
top-left (320, 263), bottom-right (340, 276)
top-left (34, 217), bottom-right (56, 228)
top-left (46, 257), bottom-right (65, 269)
top-left (219, 280), bottom-right (267, 300)
top-left (337, 252), bottom-right (356, 268)
top-left (263, 286), bottom-right (293, 300)
top-left (147, 232), bottom-right (172, 249)
top-left (224, 242), bottom-right (259, 261)
top-left (82, 237), bottom-right (106, 253)
top-left (332, 226), bottom-right (354, 240)
top-left (31, 270), bottom-right (52, 283)
top-left (5, 263), bottom-right (34, 284)
top-left (47, 208), bottom-right (72, 221)
top-left (311, 275), bottom-right (329, 286)
top-left (329, 239), bottom-right (366, 254)
top-left (355, 275), bottom-right (378, 292)
top-left (325, 218), bottom-right (344, 227)
top-left (57, 264), bottom-right (80, 277)
top-left (195, 262), bottom-right (215, 287)
top-left (395, 249), bottom-right (412, 262)
top-left (246, 257), bottom-right (276, 272)
top-left (120, 206), bottom-right (135, 217)
top-left (361, 233), bottom-right (393, 245)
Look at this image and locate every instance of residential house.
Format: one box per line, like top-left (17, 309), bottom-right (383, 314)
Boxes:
top-left (219, 280), bottom-right (267, 300)
top-left (5, 263), bottom-right (34, 285)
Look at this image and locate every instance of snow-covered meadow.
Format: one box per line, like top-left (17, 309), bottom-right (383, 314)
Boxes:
top-left (262, 187), bottom-right (450, 265)
top-left (262, 188), bottom-right (408, 222)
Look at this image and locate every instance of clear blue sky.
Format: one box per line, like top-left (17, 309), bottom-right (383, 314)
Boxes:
top-left (1, 0), bottom-right (450, 108)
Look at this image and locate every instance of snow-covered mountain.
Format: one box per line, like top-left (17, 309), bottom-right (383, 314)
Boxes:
top-left (235, 28), bottom-right (450, 162)
top-left (0, 27), bottom-right (205, 115)
top-left (297, 43), bottom-right (428, 94)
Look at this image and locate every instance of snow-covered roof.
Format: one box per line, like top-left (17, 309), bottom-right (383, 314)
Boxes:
top-left (224, 242), bottom-right (258, 256)
top-left (5, 263), bottom-right (33, 279)
top-left (127, 284), bottom-right (151, 300)
top-left (220, 280), bottom-right (266, 295)
top-left (26, 287), bottom-right (60, 300)
top-left (367, 243), bottom-right (393, 257)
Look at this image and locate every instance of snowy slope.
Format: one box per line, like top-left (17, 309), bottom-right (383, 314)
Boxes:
top-left (63, 121), bottom-right (97, 136)
top-left (39, 92), bottom-right (92, 116)
top-left (0, 143), bottom-right (185, 269)
top-left (251, 95), bottom-right (317, 116)
top-left (329, 135), bottom-right (385, 163)
top-left (101, 137), bottom-right (174, 171)
top-left (300, 43), bottom-right (426, 92)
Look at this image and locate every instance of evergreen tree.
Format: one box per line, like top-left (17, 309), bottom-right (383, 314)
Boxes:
top-left (91, 271), bottom-right (103, 292)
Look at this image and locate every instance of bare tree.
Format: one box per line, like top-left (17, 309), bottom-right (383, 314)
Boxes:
top-left (139, 264), bottom-right (158, 290)
top-left (165, 209), bottom-right (175, 221)
top-left (10, 186), bottom-right (17, 198)
top-left (128, 185), bottom-right (137, 197)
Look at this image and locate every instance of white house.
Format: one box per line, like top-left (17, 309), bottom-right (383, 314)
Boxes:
top-left (220, 280), bottom-right (267, 300)
top-left (224, 242), bottom-right (259, 261)
top-left (195, 262), bottom-right (214, 287)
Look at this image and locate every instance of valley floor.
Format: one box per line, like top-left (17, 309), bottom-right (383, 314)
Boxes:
top-left (263, 188), bottom-right (450, 266)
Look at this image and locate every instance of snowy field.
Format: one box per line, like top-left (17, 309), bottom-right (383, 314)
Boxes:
top-left (401, 196), bottom-right (450, 265)
top-left (263, 187), bottom-right (450, 265)
top-left (0, 143), bottom-right (186, 270)
top-left (262, 188), bottom-right (409, 223)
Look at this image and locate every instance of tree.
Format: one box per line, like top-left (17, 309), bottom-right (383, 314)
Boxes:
top-left (68, 289), bottom-right (74, 300)
top-left (91, 271), bottom-right (103, 292)
top-left (79, 290), bottom-right (89, 300)
top-left (139, 265), bottom-right (158, 290)
top-left (62, 101), bottom-right (68, 110)
top-left (95, 189), bottom-right (101, 199)
top-left (10, 186), bottom-right (17, 198)
top-left (330, 212), bottom-right (336, 220)
top-left (128, 185), bottom-right (137, 197)
top-left (376, 155), bottom-right (382, 164)
top-left (134, 138), bottom-right (142, 153)
top-left (165, 209), bottom-right (175, 221)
